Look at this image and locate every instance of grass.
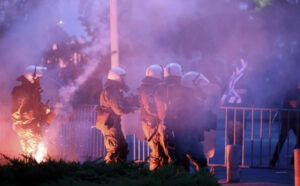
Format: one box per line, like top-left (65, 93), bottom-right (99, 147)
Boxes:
top-left (0, 155), bottom-right (219, 186)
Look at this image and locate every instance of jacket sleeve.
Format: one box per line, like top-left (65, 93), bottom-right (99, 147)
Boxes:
top-left (108, 89), bottom-right (132, 116)
top-left (11, 87), bottom-right (22, 114)
top-left (154, 85), bottom-right (167, 121)
top-left (11, 86), bottom-right (32, 115)
top-left (11, 87), bottom-right (36, 125)
top-left (139, 89), bottom-right (157, 117)
top-left (283, 89), bottom-right (296, 108)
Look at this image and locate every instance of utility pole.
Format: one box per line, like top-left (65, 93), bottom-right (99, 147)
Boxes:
top-left (110, 0), bottom-right (119, 68)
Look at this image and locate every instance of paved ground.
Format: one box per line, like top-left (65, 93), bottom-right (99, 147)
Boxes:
top-left (213, 167), bottom-right (294, 186)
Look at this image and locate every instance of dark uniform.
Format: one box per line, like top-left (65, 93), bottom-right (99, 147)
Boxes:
top-left (154, 77), bottom-right (182, 120)
top-left (164, 92), bottom-right (208, 171)
top-left (270, 85), bottom-right (300, 166)
top-left (154, 76), bottom-right (183, 164)
top-left (138, 77), bottom-right (168, 170)
top-left (11, 76), bottom-right (53, 156)
top-left (99, 80), bottom-right (136, 163)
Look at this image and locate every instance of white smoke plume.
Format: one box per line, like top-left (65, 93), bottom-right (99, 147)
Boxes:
top-left (46, 0), bottom-right (111, 161)
top-left (0, 0), bottom-right (72, 161)
top-left (57, 0), bottom-right (109, 106)
top-left (116, 0), bottom-right (300, 106)
top-left (0, 0), bottom-right (299, 162)
top-left (0, 0), bottom-right (110, 161)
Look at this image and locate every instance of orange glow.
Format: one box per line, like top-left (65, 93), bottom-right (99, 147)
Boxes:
top-left (290, 100), bottom-right (297, 108)
top-left (59, 58), bottom-right (67, 68)
top-left (16, 128), bottom-right (47, 163)
top-left (34, 142), bottom-right (47, 163)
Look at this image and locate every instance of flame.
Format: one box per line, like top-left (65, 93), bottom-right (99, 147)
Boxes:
top-left (16, 128), bottom-right (47, 163)
top-left (34, 142), bottom-right (47, 163)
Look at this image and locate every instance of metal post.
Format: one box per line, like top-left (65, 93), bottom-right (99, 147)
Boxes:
top-left (92, 118), bottom-right (96, 159)
top-left (297, 113), bottom-right (299, 160)
top-left (278, 111), bottom-right (282, 166)
top-left (225, 108), bottom-right (228, 165)
top-left (138, 139), bottom-right (141, 161)
top-left (96, 126), bottom-right (99, 158)
top-left (251, 108), bottom-right (254, 166)
top-left (87, 108), bottom-right (90, 158)
top-left (92, 129), bottom-right (95, 158)
top-left (287, 111), bottom-right (290, 168)
top-left (84, 107), bottom-right (87, 158)
top-left (234, 109), bottom-right (237, 145)
top-left (110, 0), bottom-right (119, 68)
top-left (133, 134), bottom-right (136, 160)
top-left (81, 107), bottom-right (84, 158)
top-left (90, 107), bottom-right (98, 157)
top-left (226, 144), bottom-right (240, 183)
top-left (260, 110), bottom-right (263, 167)
top-left (71, 119), bottom-right (75, 153)
top-left (92, 106), bottom-right (96, 158)
top-left (268, 110), bottom-right (272, 163)
top-left (88, 122), bottom-right (91, 158)
top-left (242, 109), bottom-right (245, 166)
top-left (297, 112), bottom-right (300, 171)
top-left (294, 149), bottom-right (300, 186)
top-left (88, 106), bottom-right (93, 158)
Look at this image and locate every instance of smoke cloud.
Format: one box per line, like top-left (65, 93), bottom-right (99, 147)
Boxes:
top-left (0, 0), bottom-right (69, 161)
top-left (0, 0), bottom-right (299, 161)
top-left (117, 0), bottom-right (300, 106)
top-left (0, 0), bottom-right (110, 161)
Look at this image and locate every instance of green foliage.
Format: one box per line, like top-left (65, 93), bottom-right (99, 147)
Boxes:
top-left (0, 155), bottom-right (219, 186)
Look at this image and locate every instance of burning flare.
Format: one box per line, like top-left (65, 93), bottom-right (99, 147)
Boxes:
top-left (16, 128), bottom-right (48, 163)
top-left (34, 142), bottom-right (47, 163)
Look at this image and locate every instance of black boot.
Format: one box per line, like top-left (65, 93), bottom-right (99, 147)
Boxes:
top-left (290, 157), bottom-right (294, 165)
top-left (270, 159), bottom-right (276, 167)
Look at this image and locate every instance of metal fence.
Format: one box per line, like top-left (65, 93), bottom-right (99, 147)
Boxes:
top-left (209, 106), bottom-right (299, 169)
top-left (57, 105), bottom-right (150, 162)
top-left (57, 105), bottom-right (299, 169)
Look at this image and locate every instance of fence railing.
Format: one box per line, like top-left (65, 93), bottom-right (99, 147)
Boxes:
top-left (212, 106), bottom-right (300, 169)
top-left (56, 105), bottom-right (150, 162)
top-left (56, 105), bottom-right (300, 169)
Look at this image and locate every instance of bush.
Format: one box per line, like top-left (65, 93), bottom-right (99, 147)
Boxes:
top-left (0, 155), bottom-right (219, 186)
